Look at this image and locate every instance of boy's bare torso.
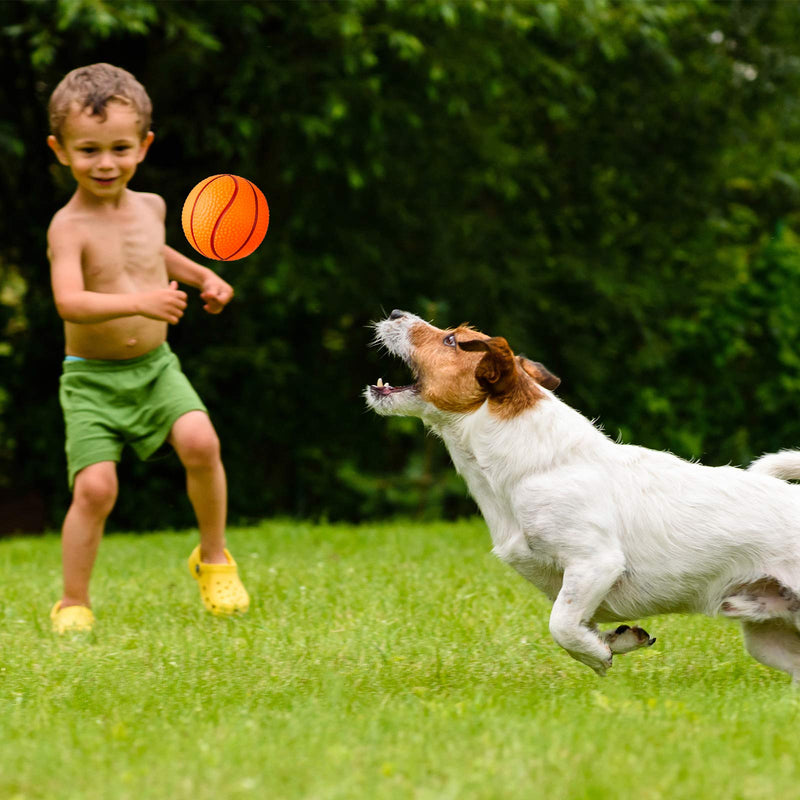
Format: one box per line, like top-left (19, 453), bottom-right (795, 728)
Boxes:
top-left (54, 190), bottom-right (170, 359)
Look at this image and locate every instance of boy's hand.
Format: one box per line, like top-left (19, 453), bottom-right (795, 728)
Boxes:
top-left (200, 274), bottom-right (234, 314)
top-left (138, 281), bottom-right (188, 324)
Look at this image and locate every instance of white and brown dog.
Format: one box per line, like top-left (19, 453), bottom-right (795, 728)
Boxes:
top-left (365, 310), bottom-right (800, 681)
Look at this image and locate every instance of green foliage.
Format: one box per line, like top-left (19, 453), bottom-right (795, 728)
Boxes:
top-left (3, 0), bottom-right (800, 530)
top-left (2, 521), bottom-right (799, 798)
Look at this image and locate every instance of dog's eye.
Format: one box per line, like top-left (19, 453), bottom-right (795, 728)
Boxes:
top-left (443, 333), bottom-right (456, 348)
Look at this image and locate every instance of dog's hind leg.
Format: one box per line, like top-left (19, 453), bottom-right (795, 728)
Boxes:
top-left (741, 621), bottom-right (800, 685)
top-left (720, 577), bottom-right (800, 625)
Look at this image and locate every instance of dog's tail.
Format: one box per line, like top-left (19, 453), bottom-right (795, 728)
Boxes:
top-left (748, 450), bottom-right (800, 481)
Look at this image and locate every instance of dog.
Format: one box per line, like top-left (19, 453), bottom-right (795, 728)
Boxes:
top-left (365, 310), bottom-right (800, 681)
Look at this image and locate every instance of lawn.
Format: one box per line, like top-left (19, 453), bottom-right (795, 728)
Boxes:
top-left (1, 519), bottom-right (798, 799)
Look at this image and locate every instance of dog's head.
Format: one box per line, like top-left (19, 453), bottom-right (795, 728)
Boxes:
top-left (365, 310), bottom-right (559, 423)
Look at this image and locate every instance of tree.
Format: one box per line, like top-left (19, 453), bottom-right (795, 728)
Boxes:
top-left (2, 0), bottom-right (800, 532)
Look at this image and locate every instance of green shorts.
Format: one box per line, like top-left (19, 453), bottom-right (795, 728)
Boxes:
top-left (59, 342), bottom-right (207, 490)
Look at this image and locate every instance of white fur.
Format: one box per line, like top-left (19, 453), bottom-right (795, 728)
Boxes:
top-left (366, 311), bottom-right (800, 681)
top-left (749, 450), bottom-right (800, 481)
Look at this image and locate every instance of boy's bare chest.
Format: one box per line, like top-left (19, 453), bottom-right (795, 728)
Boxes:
top-left (82, 215), bottom-right (166, 291)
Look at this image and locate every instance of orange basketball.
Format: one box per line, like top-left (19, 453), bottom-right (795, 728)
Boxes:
top-left (182, 174), bottom-right (269, 261)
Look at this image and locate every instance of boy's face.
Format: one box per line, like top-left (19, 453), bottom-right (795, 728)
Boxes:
top-left (47, 101), bottom-right (154, 200)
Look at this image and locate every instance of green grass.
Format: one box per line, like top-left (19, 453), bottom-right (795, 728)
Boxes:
top-left (1, 519), bottom-right (799, 800)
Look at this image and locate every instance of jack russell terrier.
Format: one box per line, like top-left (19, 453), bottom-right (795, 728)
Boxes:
top-left (365, 310), bottom-right (800, 682)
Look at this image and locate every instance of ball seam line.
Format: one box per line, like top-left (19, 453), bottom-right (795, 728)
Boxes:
top-left (226, 179), bottom-right (261, 261)
top-left (189, 175), bottom-right (226, 257)
top-left (210, 175), bottom-right (240, 260)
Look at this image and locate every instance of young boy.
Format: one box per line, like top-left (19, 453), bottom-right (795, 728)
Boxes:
top-left (46, 63), bottom-right (249, 633)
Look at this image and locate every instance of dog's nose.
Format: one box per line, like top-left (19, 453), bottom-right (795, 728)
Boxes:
top-left (389, 309), bottom-right (405, 320)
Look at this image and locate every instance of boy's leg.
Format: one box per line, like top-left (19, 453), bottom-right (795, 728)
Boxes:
top-left (171, 410), bottom-right (249, 615)
top-left (168, 411), bottom-right (228, 564)
top-left (60, 460), bottom-right (118, 608)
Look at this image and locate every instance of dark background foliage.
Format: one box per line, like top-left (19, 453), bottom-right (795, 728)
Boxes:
top-left (3, 0), bottom-right (800, 534)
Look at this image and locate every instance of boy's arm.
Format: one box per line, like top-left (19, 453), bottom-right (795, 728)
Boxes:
top-left (48, 217), bottom-right (187, 324)
top-left (163, 245), bottom-right (234, 314)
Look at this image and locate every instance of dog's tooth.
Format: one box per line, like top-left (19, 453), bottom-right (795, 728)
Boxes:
top-left (377, 378), bottom-right (384, 388)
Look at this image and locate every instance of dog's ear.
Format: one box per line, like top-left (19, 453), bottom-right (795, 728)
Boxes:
top-left (519, 357), bottom-right (561, 391)
top-left (458, 337), bottom-right (518, 395)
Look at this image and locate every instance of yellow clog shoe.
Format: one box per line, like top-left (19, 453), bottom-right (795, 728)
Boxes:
top-left (50, 601), bottom-right (94, 634)
top-left (188, 546), bottom-right (250, 616)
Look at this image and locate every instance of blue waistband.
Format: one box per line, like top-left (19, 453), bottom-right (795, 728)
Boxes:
top-left (61, 343), bottom-right (172, 372)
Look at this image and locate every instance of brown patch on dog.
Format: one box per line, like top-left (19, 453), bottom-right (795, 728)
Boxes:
top-left (519, 358), bottom-right (561, 391)
top-left (408, 323), bottom-right (490, 413)
top-left (407, 321), bottom-right (558, 419)
top-left (459, 337), bottom-right (558, 419)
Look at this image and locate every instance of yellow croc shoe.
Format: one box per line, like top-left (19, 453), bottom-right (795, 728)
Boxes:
top-left (188, 546), bottom-right (250, 616)
top-left (50, 601), bottom-right (94, 634)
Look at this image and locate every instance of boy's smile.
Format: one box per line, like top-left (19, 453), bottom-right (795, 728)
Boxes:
top-left (47, 101), bottom-right (154, 203)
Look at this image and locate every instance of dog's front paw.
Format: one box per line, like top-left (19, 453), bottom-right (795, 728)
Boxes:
top-left (572, 647), bottom-right (613, 676)
top-left (592, 653), bottom-right (614, 677)
top-left (600, 624), bottom-right (657, 654)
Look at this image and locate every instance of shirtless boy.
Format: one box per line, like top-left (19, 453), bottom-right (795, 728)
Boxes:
top-left (46, 63), bottom-right (249, 633)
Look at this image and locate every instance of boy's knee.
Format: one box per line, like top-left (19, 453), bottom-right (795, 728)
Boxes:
top-left (178, 427), bottom-right (221, 469)
top-left (74, 465), bottom-right (118, 514)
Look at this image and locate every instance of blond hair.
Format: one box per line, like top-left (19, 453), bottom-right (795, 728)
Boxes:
top-left (48, 63), bottom-right (152, 142)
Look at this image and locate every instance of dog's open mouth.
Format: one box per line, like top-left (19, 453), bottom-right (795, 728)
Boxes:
top-left (369, 377), bottom-right (418, 397)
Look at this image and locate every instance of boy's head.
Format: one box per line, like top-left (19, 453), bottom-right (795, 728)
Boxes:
top-left (48, 63), bottom-right (152, 144)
